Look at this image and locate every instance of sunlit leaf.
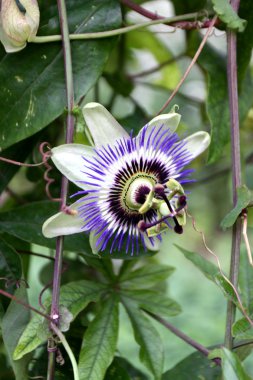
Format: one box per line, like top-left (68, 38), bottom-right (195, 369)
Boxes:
top-left (0, 0), bottom-right (121, 150)
top-left (14, 280), bottom-right (106, 360)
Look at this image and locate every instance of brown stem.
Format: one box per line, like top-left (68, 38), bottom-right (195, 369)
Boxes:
top-left (147, 311), bottom-right (221, 366)
top-left (121, 0), bottom-right (218, 29)
top-left (224, 0), bottom-right (242, 349)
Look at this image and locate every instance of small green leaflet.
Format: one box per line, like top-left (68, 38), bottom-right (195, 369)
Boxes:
top-left (220, 185), bottom-right (252, 229)
top-left (212, 0), bottom-right (247, 32)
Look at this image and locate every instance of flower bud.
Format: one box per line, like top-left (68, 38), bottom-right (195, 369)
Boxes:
top-left (0, 0), bottom-right (40, 53)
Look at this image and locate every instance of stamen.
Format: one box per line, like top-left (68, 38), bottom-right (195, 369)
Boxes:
top-left (154, 184), bottom-right (185, 233)
top-left (138, 198), bottom-right (187, 233)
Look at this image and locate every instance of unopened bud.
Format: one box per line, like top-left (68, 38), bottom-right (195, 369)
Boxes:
top-left (0, 0), bottom-right (40, 53)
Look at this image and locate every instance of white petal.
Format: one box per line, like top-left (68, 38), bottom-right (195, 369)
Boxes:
top-left (142, 233), bottom-right (160, 252)
top-left (148, 112), bottom-right (181, 133)
top-left (182, 131), bottom-right (210, 159)
top-left (82, 102), bottom-right (129, 147)
top-left (89, 230), bottom-right (102, 255)
top-left (51, 144), bottom-right (95, 190)
top-left (137, 112), bottom-right (181, 146)
top-left (42, 198), bottom-right (88, 238)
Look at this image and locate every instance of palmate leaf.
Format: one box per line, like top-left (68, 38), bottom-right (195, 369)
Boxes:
top-left (120, 290), bottom-right (181, 318)
top-left (0, 0), bottom-right (121, 151)
top-left (78, 296), bottom-right (119, 380)
top-left (14, 280), bottom-right (106, 360)
top-left (119, 263), bottom-right (175, 289)
top-left (122, 299), bottom-right (164, 380)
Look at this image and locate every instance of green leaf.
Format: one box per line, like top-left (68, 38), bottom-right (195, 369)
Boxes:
top-left (175, 245), bottom-right (218, 281)
top-left (2, 287), bottom-right (31, 380)
top-left (14, 280), bottom-right (106, 360)
top-left (123, 299), bottom-right (164, 380)
top-left (214, 273), bottom-right (240, 308)
top-left (120, 289), bottom-right (181, 317)
top-left (220, 186), bottom-right (252, 229)
top-left (212, 0), bottom-right (247, 32)
top-left (0, 201), bottom-right (157, 259)
top-left (78, 296), bottom-right (119, 380)
top-left (0, 237), bottom-right (22, 282)
top-left (0, 0), bottom-right (121, 150)
top-left (239, 249), bottom-right (253, 314)
top-left (218, 347), bottom-right (251, 380)
top-left (162, 351), bottom-right (221, 380)
top-left (119, 264), bottom-right (175, 289)
top-left (105, 356), bottom-right (148, 380)
top-left (232, 317), bottom-right (253, 340)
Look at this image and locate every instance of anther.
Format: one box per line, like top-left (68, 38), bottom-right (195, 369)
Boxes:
top-left (154, 183), bottom-right (165, 196)
top-left (138, 220), bottom-right (148, 232)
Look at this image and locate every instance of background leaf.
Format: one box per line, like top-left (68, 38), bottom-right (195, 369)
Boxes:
top-left (0, 237), bottom-right (22, 283)
top-left (189, 35), bottom-right (253, 163)
top-left (2, 287), bottom-right (31, 380)
top-left (0, 0), bottom-right (121, 150)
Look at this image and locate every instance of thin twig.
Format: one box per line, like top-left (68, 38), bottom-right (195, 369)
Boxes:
top-left (121, 0), bottom-right (218, 29)
top-left (225, 0), bottom-right (242, 350)
top-left (147, 311), bottom-right (221, 366)
top-left (128, 54), bottom-right (184, 79)
top-left (157, 16), bottom-right (217, 115)
top-left (0, 288), bottom-right (52, 321)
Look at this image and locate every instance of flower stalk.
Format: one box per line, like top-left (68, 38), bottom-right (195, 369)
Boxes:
top-left (47, 0), bottom-right (75, 378)
top-left (224, 0), bottom-right (242, 349)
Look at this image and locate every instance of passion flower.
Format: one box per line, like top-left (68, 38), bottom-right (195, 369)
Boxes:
top-left (42, 103), bottom-right (210, 255)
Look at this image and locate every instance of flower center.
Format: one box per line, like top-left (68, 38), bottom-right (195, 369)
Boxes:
top-left (123, 175), bottom-right (155, 212)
